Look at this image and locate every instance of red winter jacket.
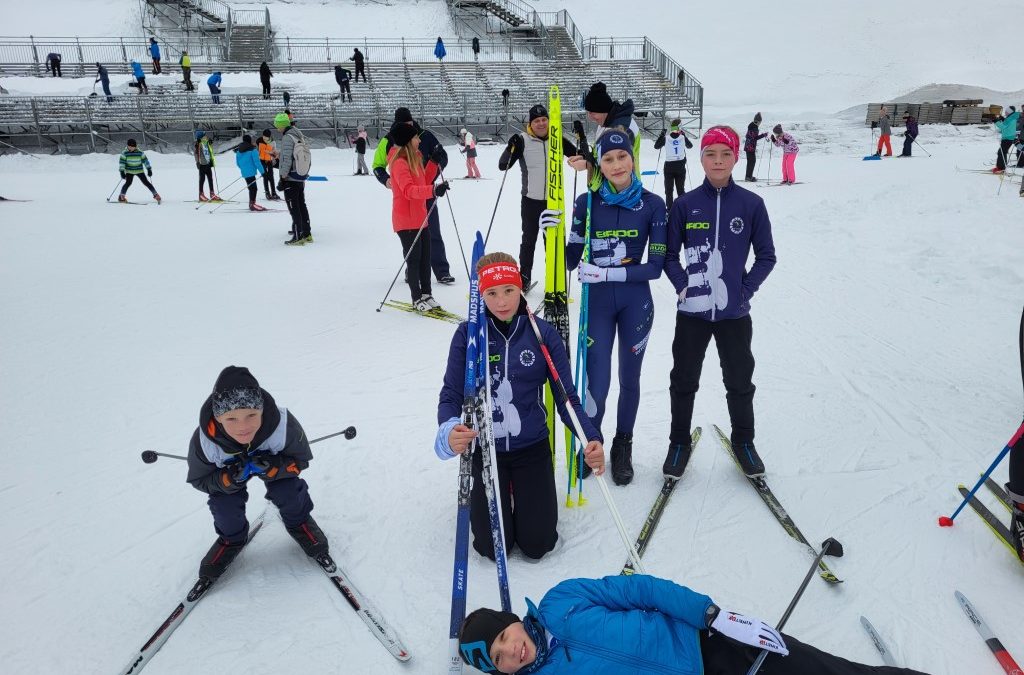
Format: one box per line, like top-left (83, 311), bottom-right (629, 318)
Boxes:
top-left (388, 147), bottom-right (438, 232)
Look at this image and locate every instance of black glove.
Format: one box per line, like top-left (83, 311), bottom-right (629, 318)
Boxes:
top-left (119, 171), bottom-right (126, 179)
top-left (433, 181), bottom-right (450, 198)
top-left (429, 144), bottom-right (445, 165)
top-left (253, 453), bottom-right (298, 481)
top-left (657, 129), bottom-right (667, 140)
top-left (573, 120), bottom-right (585, 137)
top-left (216, 463), bottom-right (247, 493)
top-left (147, 168), bottom-right (153, 177)
top-left (507, 133), bottom-right (523, 153)
top-left (277, 180), bottom-right (286, 192)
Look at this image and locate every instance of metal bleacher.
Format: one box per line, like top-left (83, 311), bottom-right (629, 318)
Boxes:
top-left (0, 3), bottom-right (703, 154)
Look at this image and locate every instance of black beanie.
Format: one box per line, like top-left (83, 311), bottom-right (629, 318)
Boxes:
top-left (241, 134), bottom-right (252, 144)
top-left (211, 366), bottom-right (264, 417)
top-left (394, 106), bottom-right (414, 124)
top-left (584, 82), bottom-right (613, 113)
top-left (754, 112), bottom-right (762, 123)
top-left (262, 128), bottom-right (272, 137)
top-left (772, 124), bottom-right (783, 135)
top-left (459, 608), bottom-right (521, 671)
top-left (391, 123), bottom-right (418, 147)
top-left (529, 104), bottom-right (548, 121)
top-left (126, 138), bottom-right (137, 147)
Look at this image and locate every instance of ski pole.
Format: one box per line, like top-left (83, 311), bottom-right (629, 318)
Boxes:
top-left (483, 162), bottom-right (510, 246)
top-left (437, 167), bottom-right (471, 279)
top-left (911, 135), bottom-right (931, 157)
top-left (140, 426), bottom-right (357, 463)
top-left (209, 179), bottom-right (254, 213)
top-left (647, 143), bottom-right (663, 192)
top-left (938, 421), bottom-right (1024, 526)
top-left (106, 178), bottom-right (124, 202)
top-left (766, 138), bottom-right (774, 185)
top-left (375, 198), bottom-right (443, 311)
top-left (745, 538), bottom-right (845, 675)
top-left (523, 307), bottom-right (646, 574)
top-left (195, 175), bottom-right (243, 210)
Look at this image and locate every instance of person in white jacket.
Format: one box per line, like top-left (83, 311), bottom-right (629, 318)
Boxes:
top-left (460, 128), bottom-right (482, 179)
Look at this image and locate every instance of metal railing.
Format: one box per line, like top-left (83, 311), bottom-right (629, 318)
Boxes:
top-left (0, 35), bottom-right (225, 76)
top-left (535, 9), bottom-right (583, 56)
top-left (276, 36), bottom-right (545, 66)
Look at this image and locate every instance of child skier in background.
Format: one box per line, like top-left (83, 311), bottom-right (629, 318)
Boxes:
top-left (354, 125), bottom-right (369, 176)
top-left (460, 128), bottom-right (482, 179)
top-left (771, 124), bottom-right (800, 185)
top-left (117, 139), bottom-right (160, 204)
top-left (256, 129), bottom-right (280, 200)
top-left (194, 130), bottom-right (219, 201)
top-left (234, 135), bottom-right (266, 211)
top-left (653, 118), bottom-right (693, 208)
top-left (187, 366), bottom-right (330, 579)
top-left (435, 253), bottom-right (605, 561)
top-left (565, 129), bottom-right (667, 486)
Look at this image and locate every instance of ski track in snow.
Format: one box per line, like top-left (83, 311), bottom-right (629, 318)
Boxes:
top-left (1, 118), bottom-right (1023, 674)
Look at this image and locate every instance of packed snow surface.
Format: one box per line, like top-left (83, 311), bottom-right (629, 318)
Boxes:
top-left (1, 118), bottom-right (1022, 674)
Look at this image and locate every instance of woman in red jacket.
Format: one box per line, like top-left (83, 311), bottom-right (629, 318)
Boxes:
top-left (388, 124), bottom-right (451, 312)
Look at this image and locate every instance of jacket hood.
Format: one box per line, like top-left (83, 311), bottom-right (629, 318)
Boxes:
top-left (606, 99), bottom-right (635, 128)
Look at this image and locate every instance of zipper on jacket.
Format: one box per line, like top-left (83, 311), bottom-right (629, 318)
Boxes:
top-left (711, 188), bottom-right (722, 321)
top-left (555, 634), bottom-right (696, 674)
top-left (488, 315), bottom-right (521, 450)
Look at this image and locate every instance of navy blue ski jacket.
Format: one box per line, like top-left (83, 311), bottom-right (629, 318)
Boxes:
top-left (665, 178), bottom-right (776, 321)
top-left (567, 187), bottom-right (666, 281)
top-left (437, 304), bottom-right (600, 454)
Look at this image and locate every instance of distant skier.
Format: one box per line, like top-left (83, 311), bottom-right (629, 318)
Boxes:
top-left (992, 105), bottom-right (1020, 174)
top-left (187, 366), bottom-right (331, 579)
top-left (436, 253), bottom-right (605, 559)
top-left (234, 135), bottom-right (266, 211)
top-left (117, 139), bottom-right (161, 204)
top-left (95, 62), bottom-right (113, 103)
top-left (459, 128), bottom-right (482, 179)
top-left (276, 112), bottom-right (313, 245)
top-left (434, 37), bottom-right (447, 61)
top-left (663, 126), bottom-right (776, 479)
top-left (149, 38), bottom-right (161, 74)
top-left (350, 48), bottom-right (366, 82)
top-left (654, 118), bottom-right (694, 208)
top-left (743, 112), bottom-right (767, 181)
top-left (179, 50), bottom-right (194, 90)
top-left (497, 103), bottom-right (578, 290)
top-left (131, 60), bottom-right (148, 94)
top-left (46, 52), bottom-right (62, 77)
top-left (472, 36), bottom-right (481, 60)
top-left (458, 574), bottom-right (932, 674)
top-left (208, 72), bottom-right (222, 104)
top-left (566, 129), bottom-right (667, 486)
top-left (385, 123), bottom-right (450, 311)
top-left (259, 61), bottom-right (273, 99)
top-left (257, 129), bottom-right (280, 200)
top-left (873, 104), bottom-right (892, 157)
top-left (898, 112), bottom-right (919, 157)
top-left (194, 130), bottom-right (219, 202)
top-left (770, 124), bottom-right (800, 184)
top-left (334, 64), bottom-right (352, 102)
top-left (353, 125), bottom-right (369, 175)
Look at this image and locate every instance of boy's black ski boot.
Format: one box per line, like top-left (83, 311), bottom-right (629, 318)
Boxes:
top-left (610, 433), bottom-right (634, 486)
top-left (730, 440), bottom-right (765, 477)
top-left (287, 516), bottom-right (330, 558)
top-left (199, 536), bottom-right (246, 579)
top-left (663, 440), bottom-right (693, 480)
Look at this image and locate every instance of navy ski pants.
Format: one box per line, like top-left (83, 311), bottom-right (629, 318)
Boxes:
top-left (208, 477), bottom-right (314, 544)
top-left (583, 282), bottom-right (655, 437)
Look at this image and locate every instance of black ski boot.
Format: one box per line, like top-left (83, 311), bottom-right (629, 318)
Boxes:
top-left (610, 433), bottom-right (634, 486)
top-left (199, 536), bottom-right (246, 579)
top-left (663, 440), bottom-right (693, 480)
top-left (730, 440), bottom-right (765, 477)
top-left (1008, 484), bottom-right (1024, 564)
top-left (287, 516), bottom-right (330, 558)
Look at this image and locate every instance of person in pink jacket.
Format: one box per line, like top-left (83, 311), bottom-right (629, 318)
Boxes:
top-left (771, 124), bottom-right (800, 185)
top-left (387, 124), bottom-right (451, 311)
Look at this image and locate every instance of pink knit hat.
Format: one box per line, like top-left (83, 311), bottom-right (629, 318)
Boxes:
top-left (700, 126), bottom-right (740, 156)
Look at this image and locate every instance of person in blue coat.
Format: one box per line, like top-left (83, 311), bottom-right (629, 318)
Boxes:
top-left (208, 72), bottom-right (222, 104)
top-left (234, 135), bottom-right (266, 211)
top-left (663, 126), bottom-right (776, 480)
top-left (563, 128), bottom-right (666, 486)
top-left (94, 62), bottom-right (113, 102)
top-left (149, 37), bottom-right (162, 74)
top-left (458, 574), bottom-right (931, 674)
top-left (436, 253), bottom-right (605, 561)
top-left (993, 105), bottom-right (1020, 173)
top-left (130, 60), bottom-right (148, 94)
top-left (434, 36), bottom-right (447, 61)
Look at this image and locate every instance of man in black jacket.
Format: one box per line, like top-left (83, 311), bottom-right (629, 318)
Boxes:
top-left (335, 64), bottom-right (353, 102)
top-left (350, 48), bottom-right (366, 82)
top-left (259, 61), bottom-right (273, 99)
top-left (187, 366), bottom-right (330, 579)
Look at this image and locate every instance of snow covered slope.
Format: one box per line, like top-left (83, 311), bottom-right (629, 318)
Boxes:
top-left (1, 119), bottom-right (1022, 674)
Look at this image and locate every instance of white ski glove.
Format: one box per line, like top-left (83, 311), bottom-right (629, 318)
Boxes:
top-left (710, 609), bottom-right (788, 656)
top-left (578, 262), bottom-right (627, 284)
top-left (539, 209), bottom-right (561, 229)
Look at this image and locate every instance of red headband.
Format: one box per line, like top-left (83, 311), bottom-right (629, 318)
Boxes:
top-left (478, 262), bottom-right (523, 293)
top-left (701, 126), bottom-right (740, 156)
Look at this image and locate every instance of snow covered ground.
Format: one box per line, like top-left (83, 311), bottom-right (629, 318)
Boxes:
top-left (1, 116), bottom-right (1022, 674)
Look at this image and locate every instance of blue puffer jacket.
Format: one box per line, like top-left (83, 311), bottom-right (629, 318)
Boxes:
top-left (437, 303), bottom-right (600, 454)
top-left (130, 61), bottom-right (144, 79)
top-left (526, 575), bottom-right (714, 674)
top-left (149, 42), bottom-right (160, 59)
top-left (234, 146), bottom-right (264, 178)
top-left (996, 111), bottom-right (1020, 140)
top-left (665, 178), bottom-right (776, 322)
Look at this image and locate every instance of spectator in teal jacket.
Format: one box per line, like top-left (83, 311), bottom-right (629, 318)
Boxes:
top-left (993, 105), bottom-right (1020, 173)
top-left (234, 135), bottom-right (266, 211)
